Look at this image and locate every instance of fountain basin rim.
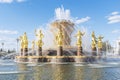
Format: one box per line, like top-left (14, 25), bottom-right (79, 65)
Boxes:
top-left (15, 56), bottom-right (100, 59)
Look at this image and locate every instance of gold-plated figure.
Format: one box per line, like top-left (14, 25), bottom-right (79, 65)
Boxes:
top-left (22, 32), bottom-right (28, 49)
top-left (56, 29), bottom-right (64, 46)
top-left (91, 31), bottom-right (97, 48)
top-left (98, 35), bottom-right (104, 49)
top-left (75, 30), bottom-right (85, 47)
top-left (35, 29), bottom-right (44, 47)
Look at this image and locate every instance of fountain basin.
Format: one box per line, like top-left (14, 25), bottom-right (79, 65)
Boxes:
top-left (15, 56), bottom-right (98, 63)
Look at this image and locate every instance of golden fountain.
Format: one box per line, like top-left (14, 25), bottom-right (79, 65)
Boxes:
top-left (15, 6), bottom-right (105, 63)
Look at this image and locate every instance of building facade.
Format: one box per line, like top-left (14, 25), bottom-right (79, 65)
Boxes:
top-left (116, 39), bottom-right (120, 55)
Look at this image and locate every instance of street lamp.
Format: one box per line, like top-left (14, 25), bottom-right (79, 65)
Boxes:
top-left (16, 38), bottom-right (19, 53)
top-left (1, 42), bottom-right (4, 51)
top-left (106, 40), bottom-right (109, 56)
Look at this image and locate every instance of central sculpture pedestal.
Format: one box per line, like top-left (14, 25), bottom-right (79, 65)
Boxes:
top-left (51, 46), bottom-right (65, 63)
top-left (75, 56), bottom-right (85, 63)
top-left (50, 56), bottom-right (65, 63)
top-left (57, 46), bottom-right (63, 56)
top-left (57, 46), bottom-right (64, 62)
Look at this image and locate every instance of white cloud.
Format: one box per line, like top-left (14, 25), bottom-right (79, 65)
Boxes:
top-left (107, 11), bottom-right (120, 24)
top-left (0, 0), bottom-right (25, 3)
top-left (16, 0), bottom-right (24, 2)
top-left (111, 12), bottom-right (119, 15)
top-left (0, 36), bottom-right (15, 42)
top-left (112, 29), bottom-right (120, 34)
top-left (0, 30), bottom-right (18, 34)
top-left (0, 0), bottom-right (13, 3)
top-left (75, 16), bottom-right (90, 24)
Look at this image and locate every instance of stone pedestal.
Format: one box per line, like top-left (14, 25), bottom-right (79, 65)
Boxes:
top-left (20, 48), bottom-right (23, 56)
top-left (98, 48), bottom-right (102, 53)
top-left (33, 47), bottom-right (42, 63)
top-left (23, 48), bottom-right (28, 56)
top-left (77, 47), bottom-right (83, 56)
top-left (36, 47), bottom-right (42, 56)
top-left (92, 47), bottom-right (97, 56)
top-left (57, 46), bottom-right (63, 56)
top-left (98, 48), bottom-right (102, 58)
top-left (19, 48), bottom-right (28, 62)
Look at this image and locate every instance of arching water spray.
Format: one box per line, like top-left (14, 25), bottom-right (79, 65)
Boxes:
top-left (38, 6), bottom-right (91, 51)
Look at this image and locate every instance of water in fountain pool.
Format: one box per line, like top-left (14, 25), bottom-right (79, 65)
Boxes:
top-left (0, 59), bottom-right (120, 80)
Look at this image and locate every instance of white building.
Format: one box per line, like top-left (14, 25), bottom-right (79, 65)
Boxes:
top-left (115, 39), bottom-right (120, 55)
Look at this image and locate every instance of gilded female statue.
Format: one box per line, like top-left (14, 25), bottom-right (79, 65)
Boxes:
top-left (56, 29), bottom-right (64, 46)
top-left (98, 35), bottom-right (104, 49)
top-left (91, 31), bottom-right (97, 48)
top-left (22, 32), bottom-right (28, 49)
top-left (75, 30), bottom-right (85, 47)
top-left (35, 29), bottom-right (44, 47)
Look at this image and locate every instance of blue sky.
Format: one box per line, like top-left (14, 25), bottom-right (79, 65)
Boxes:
top-left (0, 0), bottom-right (120, 50)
